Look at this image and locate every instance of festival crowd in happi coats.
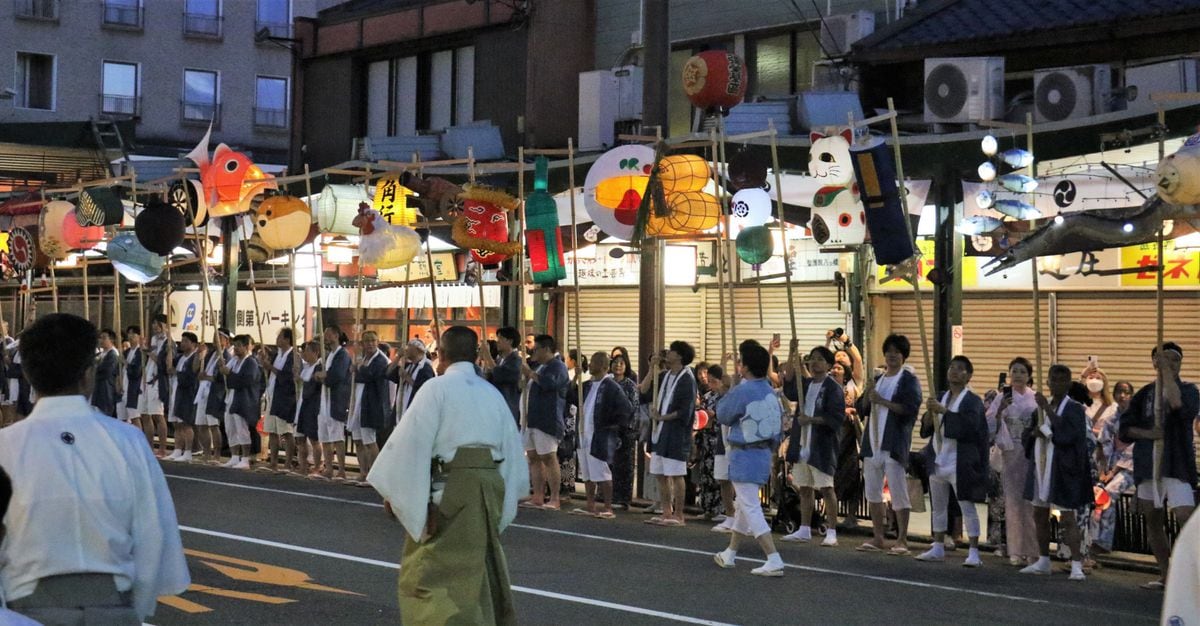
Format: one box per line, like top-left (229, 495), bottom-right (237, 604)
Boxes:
top-left (0, 315), bottom-right (1195, 604)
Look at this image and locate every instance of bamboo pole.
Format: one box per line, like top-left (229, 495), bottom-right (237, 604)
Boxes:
top-left (82, 254), bottom-right (90, 320)
top-left (1153, 106), bottom-right (1167, 486)
top-left (768, 123), bottom-right (798, 346)
top-left (236, 218), bottom-right (266, 348)
top-left (710, 130), bottom-right (728, 368)
top-left (717, 115), bottom-right (737, 367)
top-left (409, 154), bottom-right (442, 343)
top-left (304, 164), bottom-right (327, 364)
top-left (517, 147), bottom-right (528, 334)
top-left (568, 138), bottom-right (584, 419)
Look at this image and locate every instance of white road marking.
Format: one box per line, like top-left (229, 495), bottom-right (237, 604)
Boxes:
top-left (167, 472), bottom-right (1152, 620)
top-left (179, 525), bottom-right (738, 626)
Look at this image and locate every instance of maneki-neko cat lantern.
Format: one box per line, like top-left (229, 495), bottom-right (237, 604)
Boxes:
top-left (452, 185), bottom-right (521, 266)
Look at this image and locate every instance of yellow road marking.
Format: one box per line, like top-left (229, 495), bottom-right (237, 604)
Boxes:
top-left (184, 548), bottom-right (363, 596)
top-left (187, 583), bottom-right (296, 605)
top-left (157, 594), bottom-right (213, 614)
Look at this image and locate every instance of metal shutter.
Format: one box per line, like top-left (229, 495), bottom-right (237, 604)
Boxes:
top-left (702, 284), bottom-right (849, 364)
top-left (665, 288), bottom-right (705, 364)
top-left (563, 287), bottom-right (640, 367)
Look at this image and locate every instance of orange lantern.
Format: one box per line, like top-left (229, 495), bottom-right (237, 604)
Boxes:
top-left (664, 191), bottom-right (721, 233)
top-left (682, 51), bottom-right (747, 112)
top-left (254, 195), bottom-right (312, 251)
top-left (658, 154), bottom-right (710, 194)
top-left (62, 208), bottom-right (105, 250)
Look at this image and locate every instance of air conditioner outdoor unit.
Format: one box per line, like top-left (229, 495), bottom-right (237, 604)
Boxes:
top-left (1124, 59), bottom-right (1199, 114)
top-left (923, 57), bottom-right (1005, 124)
top-left (818, 10), bottom-right (875, 58)
top-left (1033, 64), bottom-right (1112, 122)
top-left (578, 65), bottom-right (643, 151)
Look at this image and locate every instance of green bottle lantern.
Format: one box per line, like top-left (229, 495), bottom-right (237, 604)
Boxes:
top-left (736, 225), bottom-right (774, 267)
top-left (525, 156), bottom-right (567, 283)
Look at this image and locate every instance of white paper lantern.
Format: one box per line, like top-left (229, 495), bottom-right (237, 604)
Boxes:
top-left (981, 135), bottom-right (998, 157)
top-left (977, 162), bottom-right (997, 182)
top-left (729, 187), bottom-right (772, 231)
top-left (316, 184), bottom-right (371, 235)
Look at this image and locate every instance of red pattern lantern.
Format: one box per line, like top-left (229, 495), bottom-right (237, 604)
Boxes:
top-left (451, 185), bottom-right (522, 266)
top-left (682, 51), bottom-right (747, 111)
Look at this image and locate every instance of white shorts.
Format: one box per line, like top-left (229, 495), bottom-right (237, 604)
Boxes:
top-left (167, 410), bottom-right (181, 424)
top-left (225, 413), bottom-right (252, 447)
top-left (713, 454), bottom-right (730, 481)
top-left (264, 414), bottom-right (294, 436)
top-left (523, 427), bottom-right (559, 456)
top-left (360, 426), bottom-right (377, 446)
top-left (124, 406), bottom-right (140, 422)
top-left (576, 449), bottom-right (612, 482)
top-left (140, 386), bottom-right (163, 416)
top-left (649, 453), bottom-right (687, 477)
top-left (318, 414), bottom-right (345, 444)
top-left (791, 462), bottom-right (834, 489)
top-left (4, 379), bottom-right (17, 405)
top-left (1138, 477), bottom-right (1196, 509)
top-left (863, 454), bottom-right (911, 510)
top-left (195, 412), bottom-right (220, 427)
top-left (347, 408), bottom-right (362, 439)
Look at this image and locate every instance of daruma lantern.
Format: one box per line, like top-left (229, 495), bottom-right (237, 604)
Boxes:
top-left (317, 184), bottom-right (371, 235)
top-left (63, 208), bottom-right (105, 250)
top-left (682, 51), bottom-right (747, 111)
top-left (254, 195), bottom-right (312, 251)
top-left (453, 185), bottom-right (522, 265)
top-left (584, 145), bottom-right (654, 241)
top-left (657, 154), bottom-right (710, 194)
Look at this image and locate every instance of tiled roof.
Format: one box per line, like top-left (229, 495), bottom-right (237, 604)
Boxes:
top-left (855, 0), bottom-right (1200, 54)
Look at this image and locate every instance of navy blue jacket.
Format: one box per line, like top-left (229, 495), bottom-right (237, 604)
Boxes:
top-left (641, 368), bottom-right (697, 463)
top-left (583, 376), bottom-right (635, 464)
top-left (1022, 397), bottom-right (1092, 509)
top-left (858, 369), bottom-right (922, 465)
top-left (295, 362), bottom-right (322, 439)
top-left (785, 375), bottom-right (846, 476)
top-left (202, 349), bottom-right (229, 418)
top-left (267, 348), bottom-right (298, 420)
top-left (920, 390), bottom-right (990, 503)
top-left (487, 351), bottom-right (522, 423)
top-left (1119, 379), bottom-right (1199, 487)
top-left (226, 356), bottom-right (262, 427)
top-left (387, 358), bottom-right (435, 417)
top-left (91, 348), bottom-right (120, 417)
top-left (123, 346), bottom-right (142, 409)
top-left (526, 358), bottom-right (569, 439)
top-left (154, 336), bottom-right (174, 406)
top-left (171, 351), bottom-right (200, 425)
top-left (323, 346), bottom-right (352, 423)
top-left (356, 350), bottom-right (391, 431)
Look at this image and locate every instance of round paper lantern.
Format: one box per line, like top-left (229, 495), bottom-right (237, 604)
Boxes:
top-left (453, 186), bottom-right (521, 265)
top-left (682, 51), bottom-right (747, 111)
top-left (730, 187), bottom-right (773, 231)
top-left (62, 209), bottom-right (104, 250)
top-left (77, 187), bottom-right (125, 226)
top-left (38, 200), bottom-right (75, 260)
top-left (107, 232), bottom-right (164, 283)
top-left (659, 191), bottom-right (720, 234)
top-left (728, 148), bottom-right (769, 191)
top-left (254, 195), bottom-right (312, 251)
top-left (657, 154), bottom-right (710, 194)
top-left (317, 184), bottom-right (371, 235)
top-left (584, 145), bottom-right (655, 241)
top-left (736, 225), bottom-right (773, 266)
top-left (168, 179), bottom-right (208, 227)
top-left (135, 198), bottom-right (186, 256)
top-left (6, 227), bottom-right (35, 272)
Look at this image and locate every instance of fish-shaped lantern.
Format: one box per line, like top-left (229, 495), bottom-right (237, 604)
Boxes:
top-left (185, 125), bottom-right (277, 218)
top-left (998, 174), bottom-right (1038, 194)
top-left (957, 215), bottom-right (1004, 236)
top-left (1000, 148), bottom-right (1034, 169)
top-left (993, 199), bottom-right (1042, 220)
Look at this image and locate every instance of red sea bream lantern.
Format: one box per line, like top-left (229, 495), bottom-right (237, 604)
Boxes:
top-left (682, 51), bottom-right (747, 112)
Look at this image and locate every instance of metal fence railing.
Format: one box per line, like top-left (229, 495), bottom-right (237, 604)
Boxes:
top-left (181, 100), bottom-right (220, 127)
top-left (102, 2), bottom-right (142, 28)
top-left (183, 12), bottom-right (222, 38)
top-left (14, 0), bottom-right (57, 20)
top-left (253, 107), bottom-right (288, 129)
top-left (100, 94), bottom-right (139, 117)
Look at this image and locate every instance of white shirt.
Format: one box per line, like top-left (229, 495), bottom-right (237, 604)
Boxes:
top-left (870, 371), bottom-right (902, 454)
top-left (367, 362), bottom-right (528, 543)
top-left (582, 374), bottom-right (609, 446)
top-left (934, 389), bottom-right (969, 476)
top-left (195, 350), bottom-right (219, 410)
top-left (0, 395), bottom-right (190, 618)
top-left (398, 357), bottom-right (431, 416)
top-left (319, 346), bottom-right (344, 420)
top-left (296, 361), bottom-right (319, 422)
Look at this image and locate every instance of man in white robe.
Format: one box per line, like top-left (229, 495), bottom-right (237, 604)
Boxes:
top-left (368, 325), bottom-right (527, 625)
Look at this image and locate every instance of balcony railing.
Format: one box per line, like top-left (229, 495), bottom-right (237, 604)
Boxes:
top-left (102, 1), bottom-right (142, 29)
top-left (183, 12), bottom-right (223, 39)
top-left (255, 20), bottom-right (291, 40)
top-left (181, 100), bottom-right (221, 127)
top-left (253, 107), bottom-right (289, 129)
top-left (14, 0), bottom-right (58, 21)
top-left (100, 94), bottom-right (140, 117)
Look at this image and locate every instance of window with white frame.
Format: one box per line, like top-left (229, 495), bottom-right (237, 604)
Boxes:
top-left (184, 0), bottom-right (222, 38)
top-left (254, 76), bottom-right (288, 128)
top-left (183, 69), bottom-right (219, 123)
top-left (256, 0), bottom-right (290, 38)
top-left (14, 0), bottom-right (58, 20)
top-left (101, 61), bottom-right (139, 116)
top-left (102, 0), bottom-right (142, 28)
top-left (366, 45), bottom-right (475, 137)
top-left (15, 52), bottom-right (55, 110)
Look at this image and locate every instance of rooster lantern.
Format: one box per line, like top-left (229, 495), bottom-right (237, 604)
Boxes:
top-left (185, 125), bottom-right (278, 218)
top-left (352, 203), bottom-right (421, 270)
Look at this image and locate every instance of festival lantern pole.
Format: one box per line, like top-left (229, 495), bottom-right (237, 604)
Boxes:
top-left (304, 164), bottom-right (326, 363)
top-left (717, 116), bottom-right (738, 369)
top-left (412, 154), bottom-right (443, 343)
top-left (467, 150), bottom-right (491, 344)
top-left (39, 186), bottom-right (59, 313)
top-left (236, 218), bottom-right (266, 348)
top-left (353, 167), bottom-right (370, 344)
top-left (567, 138), bottom-right (584, 418)
top-left (1153, 104), bottom-right (1167, 486)
top-left (710, 129), bottom-right (728, 369)
top-left (768, 121), bottom-right (799, 349)
top-left (517, 147), bottom-right (528, 335)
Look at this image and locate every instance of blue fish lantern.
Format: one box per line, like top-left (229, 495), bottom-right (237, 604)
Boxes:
top-left (993, 199), bottom-right (1042, 220)
top-left (999, 174), bottom-right (1038, 194)
top-left (957, 215), bottom-right (1004, 235)
top-left (1000, 149), bottom-right (1034, 169)
top-left (107, 232), bottom-right (165, 283)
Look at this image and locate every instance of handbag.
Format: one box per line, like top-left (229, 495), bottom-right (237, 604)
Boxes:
top-left (989, 415), bottom-right (1013, 473)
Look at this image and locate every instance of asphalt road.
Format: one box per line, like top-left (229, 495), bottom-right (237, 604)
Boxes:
top-left (154, 461), bottom-right (1166, 625)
